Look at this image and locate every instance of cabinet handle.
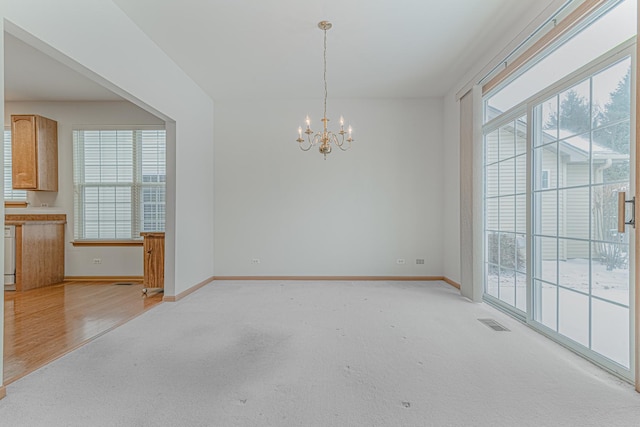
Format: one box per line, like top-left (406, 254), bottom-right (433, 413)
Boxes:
top-left (147, 249), bottom-right (153, 255)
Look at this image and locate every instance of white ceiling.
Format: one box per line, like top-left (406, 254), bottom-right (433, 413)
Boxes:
top-left (4, 33), bottom-right (123, 102)
top-left (111, 0), bottom-right (545, 100)
top-left (4, 0), bottom-right (548, 102)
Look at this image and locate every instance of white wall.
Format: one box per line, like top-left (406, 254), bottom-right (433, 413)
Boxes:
top-left (4, 101), bottom-right (164, 276)
top-left (214, 98), bottom-right (444, 276)
top-left (2, 0), bottom-right (215, 296)
top-left (442, 92), bottom-right (461, 284)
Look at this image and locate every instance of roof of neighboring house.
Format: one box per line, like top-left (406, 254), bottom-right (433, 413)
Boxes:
top-left (486, 105), bottom-right (627, 162)
top-left (556, 129), bottom-right (627, 162)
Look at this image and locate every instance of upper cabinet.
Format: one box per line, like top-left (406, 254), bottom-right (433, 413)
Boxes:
top-left (11, 115), bottom-right (58, 192)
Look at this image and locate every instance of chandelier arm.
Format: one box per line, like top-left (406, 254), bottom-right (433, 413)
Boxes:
top-left (312, 132), bottom-right (322, 146)
top-left (298, 134), bottom-right (313, 151)
top-left (329, 133), bottom-right (339, 148)
top-left (338, 140), bottom-right (351, 151)
top-left (334, 132), bottom-right (351, 151)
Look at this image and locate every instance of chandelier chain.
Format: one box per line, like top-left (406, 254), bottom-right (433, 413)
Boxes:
top-left (323, 26), bottom-right (328, 121)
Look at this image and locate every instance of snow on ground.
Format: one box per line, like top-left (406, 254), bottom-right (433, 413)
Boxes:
top-left (487, 258), bottom-right (630, 368)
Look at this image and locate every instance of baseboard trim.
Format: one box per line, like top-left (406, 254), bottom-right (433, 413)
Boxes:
top-left (0, 385), bottom-right (6, 400)
top-left (163, 276), bottom-right (214, 302)
top-left (63, 276), bottom-right (460, 293)
top-left (64, 276), bottom-right (143, 282)
top-left (442, 277), bottom-right (461, 289)
top-left (212, 275), bottom-right (453, 282)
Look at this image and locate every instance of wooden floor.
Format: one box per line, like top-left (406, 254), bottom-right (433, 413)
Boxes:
top-left (3, 281), bottom-right (163, 385)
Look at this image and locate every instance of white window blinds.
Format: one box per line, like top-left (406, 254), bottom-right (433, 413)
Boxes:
top-left (73, 129), bottom-right (166, 240)
top-left (4, 130), bottom-right (28, 201)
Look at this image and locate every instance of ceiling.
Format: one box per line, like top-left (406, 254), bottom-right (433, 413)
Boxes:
top-left (4, 33), bottom-right (122, 102)
top-left (4, 0), bottom-right (548, 102)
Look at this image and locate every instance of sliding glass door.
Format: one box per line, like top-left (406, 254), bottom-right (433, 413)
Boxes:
top-left (532, 55), bottom-right (633, 372)
top-left (483, 41), bottom-right (635, 379)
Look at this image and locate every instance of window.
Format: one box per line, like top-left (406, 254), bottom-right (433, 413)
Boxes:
top-left (3, 130), bottom-right (28, 202)
top-left (73, 129), bottom-right (166, 240)
top-left (540, 170), bottom-right (550, 189)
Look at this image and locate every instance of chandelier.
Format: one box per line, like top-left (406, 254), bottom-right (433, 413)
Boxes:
top-left (296, 21), bottom-right (353, 159)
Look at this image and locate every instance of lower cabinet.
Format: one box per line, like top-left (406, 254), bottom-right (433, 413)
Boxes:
top-left (6, 214), bottom-right (66, 291)
top-left (141, 232), bottom-right (164, 289)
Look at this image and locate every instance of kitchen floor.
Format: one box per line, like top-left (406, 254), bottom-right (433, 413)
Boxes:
top-left (3, 281), bottom-right (163, 384)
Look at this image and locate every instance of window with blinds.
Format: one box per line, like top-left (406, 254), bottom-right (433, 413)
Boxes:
top-left (73, 129), bottom-right (166, 240)
top-left (4, 130), bottom-right (28, 201)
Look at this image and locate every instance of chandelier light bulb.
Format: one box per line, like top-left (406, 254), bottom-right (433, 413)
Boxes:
top-left (295, 21), bottom-right (355, 159)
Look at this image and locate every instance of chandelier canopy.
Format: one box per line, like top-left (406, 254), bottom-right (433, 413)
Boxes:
top-left (296, 21), bottom-right (353, 159)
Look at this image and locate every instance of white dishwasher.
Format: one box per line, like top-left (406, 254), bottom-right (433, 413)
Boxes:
top-left (4, 225), bottom-right (16, 290)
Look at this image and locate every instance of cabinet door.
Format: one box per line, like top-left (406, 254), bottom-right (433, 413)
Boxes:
top-left (11, 115), bottom-right (58, 191)
top-left (144, 235), bottom-right (165, 288)
top-left (11, 115), bottom-right (38, 190)
top-left (35, 116), bottom-right (58, 191)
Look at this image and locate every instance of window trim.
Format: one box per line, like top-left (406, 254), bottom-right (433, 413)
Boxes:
top-left (71, 240), bottom-right (143, 247)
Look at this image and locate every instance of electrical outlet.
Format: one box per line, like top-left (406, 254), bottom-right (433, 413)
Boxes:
top-left (251, 258), bottom-right (260, 264)
top-left (396, 259), bottom-right (406, 265)
top-left (93, 258), bottom-right (102, 264)
top-left (40, 203), bottom-right (48, 207)
top-left (416, 259), bottom-right (425, 265)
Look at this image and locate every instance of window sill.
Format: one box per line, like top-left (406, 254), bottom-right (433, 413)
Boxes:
top-left (72, 240), bottom-right (143, 247)
top-left (5, 201), bottom-right (28, 208)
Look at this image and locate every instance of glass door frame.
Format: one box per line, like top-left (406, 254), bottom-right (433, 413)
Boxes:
top-left (482, 39), bottom-right (637, 382)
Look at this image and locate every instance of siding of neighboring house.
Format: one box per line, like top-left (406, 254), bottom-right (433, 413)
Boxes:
top-left (493, 137), bottom-right (597, 263)
top-left (485, 129), bottom-right (499, 265)
top-left (537, 145), bottom-right (561, 261)
top-left (539, 150), bottom-right (600, 261)
top-left (485, 124), bottom-right (527, 270)
top-left (565, 162), bottom-right (590, 259)
top-left (484, 120), bottom-right (612, 268)
top-left (487, 115), bottom-right (626, 282)
top-left (515, 154), bottom-right (526, 233)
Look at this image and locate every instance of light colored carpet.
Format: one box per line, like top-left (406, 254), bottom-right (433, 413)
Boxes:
top-left (1, 280), bottom-right (639, 426)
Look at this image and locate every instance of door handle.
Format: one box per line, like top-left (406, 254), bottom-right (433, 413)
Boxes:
top-left (618, 192), bottom-right (635, 233)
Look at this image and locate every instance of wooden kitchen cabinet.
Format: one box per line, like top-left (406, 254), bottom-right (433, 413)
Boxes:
top-left (141, 232), bottom-right (165, 290)
top-left (5, 214), bottom-right (66, 291)
top-left (11, 114), bottom-right (58, 191)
